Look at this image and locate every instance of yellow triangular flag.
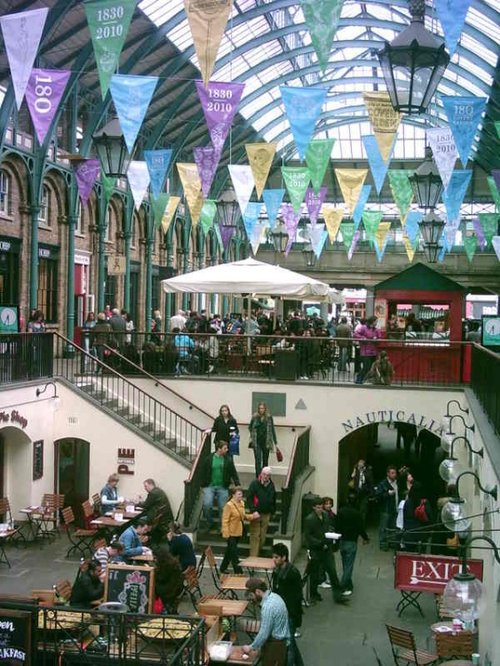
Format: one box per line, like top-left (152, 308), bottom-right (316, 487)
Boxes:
top-left (189, 190), bottom-right (204, 227)
top-left (245, 143), bottom-right (276, 199)
top-left (177, 163), bottom-right (203, 226)
top-left (402, 235), bottom-right (416, 262)
top-left (161, 196), bottom-right (181, 234)
top-left (335, 169), bottom-right (368, 215)
top-left (375, 221), bottom-right (392, 251)
top-left (363, 91), bottom-right (402, 161)
top-left (184, 0), bottom-right (233, 86)
top-left (321, 204), bottom-right (344, 242)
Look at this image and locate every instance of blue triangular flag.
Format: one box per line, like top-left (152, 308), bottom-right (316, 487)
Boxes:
top-left (404, 211), bottom-right (423, 245)
top-left (442, 96), bottom-right (487, 167)
top-left (144, 149), bottom-right (173, 200)
top-left (442, 171), bottom-right (472, 223)
top-left (435, 0), bottom-right (473, 57)
top-left (280, 86), bottom-right (327, 161)
top-left (110, 74), bottom-right (158, 154)
top-left (262, 189), bottom-right (285, 230)
top-left (363, 136), bottom-right (392, 195)
top-left (353, 185), bottom-right (372, 230)
top-left (242, 202), bottom-right (263, 239)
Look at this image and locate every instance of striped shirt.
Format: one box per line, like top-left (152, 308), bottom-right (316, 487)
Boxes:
top-left (250, 591), bottom-right (290, 650)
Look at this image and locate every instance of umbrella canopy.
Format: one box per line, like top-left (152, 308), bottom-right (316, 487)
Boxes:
top-left (162, 257), bottom-right (338, 301)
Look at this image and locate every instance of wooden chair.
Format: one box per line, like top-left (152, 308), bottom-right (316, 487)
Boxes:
top-left (435, 630), bottom-right (474, 660)
top-left (61, 507), bottom-right (97, 559)
top-left (31, 589), bottom-right (56, 607)
top-left (386, 625), bottom-right (439, 665)
top-left (434, 593), bottom-right (455, 619)
top-left (182, 565), bottom-right (224, 611)
top-left (54, 579), bottom-right (72, 605)
top-left (0, 498), bottom-right (26, 546)
top-left (204, 546), bottom-right (236, 599)
top-left (91, 493), bottom-right (101, 515)
top-left (82, 500), bottom-right (99, 530)
top-left (37, 493), bottom-right (65, 539)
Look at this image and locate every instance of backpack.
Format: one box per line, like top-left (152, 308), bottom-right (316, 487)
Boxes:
top-left (414, 499), bottom-right (430, 523)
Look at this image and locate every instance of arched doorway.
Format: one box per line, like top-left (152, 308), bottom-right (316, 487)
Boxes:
top-left (54, 438), bottom-right (90, 526)
top-left (0, 426), bottom-right (32, 515)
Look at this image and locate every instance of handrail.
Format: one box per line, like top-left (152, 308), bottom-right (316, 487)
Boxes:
top-left (280, 426), bottom-right (311, 534)
top-left (183, 431), bottom-right (212, 527)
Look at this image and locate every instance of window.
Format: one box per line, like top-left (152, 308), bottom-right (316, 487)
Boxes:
top-left (38, 255), bottom-right (58, 322)
top-left (104, 272), bottom-right (117, 310)
top-left (38, 185), bottom-right (51, 227)
top-left (130, 216), bottom-right (137, 248)
top-left (75, 201), bottom-right (84, 235)
top-left (104, 208), bottom-right (112, 242)
top-left (0, 170), bottom-right (12, 216)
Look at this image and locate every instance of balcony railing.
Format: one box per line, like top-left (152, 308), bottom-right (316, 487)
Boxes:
top-left (471, 343), bottom-right (500, 436)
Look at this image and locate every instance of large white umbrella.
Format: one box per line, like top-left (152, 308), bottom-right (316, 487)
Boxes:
top-left (162, 257), bottom-right (341, 302)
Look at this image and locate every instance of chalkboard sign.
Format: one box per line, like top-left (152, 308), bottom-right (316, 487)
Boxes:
top-left (105, 564), bottom-right (154, 614)
top-left (32, 441), bottom-right (43, 481)
top-left (0, 608), bottom-right (32, 665)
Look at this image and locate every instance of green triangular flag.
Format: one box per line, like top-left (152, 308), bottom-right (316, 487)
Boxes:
top-left (152, 193), bottom-right (169, 229)
top-left (200, 199), bottom-right (217, 234)
top-left (463, 234), bottom-right (477, 262)
top-left (281, 166), bottom-right (311, 212)
top-left (478, 213), bottom-right (499, 246)
top-left (341, 222), bottom-right (355, 250)
top-left (388, 170), bottom-right (414, 220)
top-left (495, 122), bottom-right (500, 139)
top-left (487, 176), bottom-right (500, 213)
top-left (299, 0), bottom-right (345, 73)
top-left (306, 139), bottom-right (335, 193)
top-left (102, 174), bottom-right (116, 206)
top-left (85, 0), bottom-right (138, 99)
top-left (214, 223), bottom-right (223, 249)
top-left (362, 210), bottom-right (383, 242)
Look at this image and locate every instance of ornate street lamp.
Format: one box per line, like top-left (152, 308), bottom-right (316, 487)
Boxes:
top-left (302, 241), bottom-right (316, 268)
top-left (269, 219), bottom-right (289, 254)
top-left (217, 188), bottom-right (240, 228)
top-left (418, 211), bottom-right (445, 263)
top-left (378, 0), bottom-right (450, 114)
top-left (409, 146), bottom-right (444, 210)
top-left (92, 117), bottom-right (131, 178)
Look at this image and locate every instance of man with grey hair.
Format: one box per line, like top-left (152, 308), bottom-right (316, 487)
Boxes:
top-left (169, 309), bottom-right (186, 332)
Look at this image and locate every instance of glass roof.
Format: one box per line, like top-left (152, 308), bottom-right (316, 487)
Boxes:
top-left (139, 0), bottom-right (500, 161)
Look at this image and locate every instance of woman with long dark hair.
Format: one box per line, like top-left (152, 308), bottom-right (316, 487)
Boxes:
top-left (210, 404), bottom-right (239, 451)
top-left (154, 545), bottom-right (184, 614)
top-left (249, 402), bottom-right (277, 477)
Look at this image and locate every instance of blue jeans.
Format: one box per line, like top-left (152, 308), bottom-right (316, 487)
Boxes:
top-left (356, 355), bottom-right (375, 383)
top-left (340, 540), bottom-right (358, 591)
top-left (337, 347), bottom-right (350, 372)
top-left (202, 486), bottom-right (228, 528)
top-left (287, 618), bottom-right (304, 666)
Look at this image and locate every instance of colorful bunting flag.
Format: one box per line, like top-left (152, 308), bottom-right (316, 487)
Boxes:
top-left (282, 204), bottom-right (302, 256)
top-left (321, 204), bottom-right (343, 242)
top-left (435, 0), bottom-right (473, 57)
top-left (0, 7), bottom-right (48, 110)
top-left (110, 74), bottom-right (158, 154)
top-left (177, 163), bottom-right (203, 225)
top-left (495, 123), bottom-right (500, 140)
top-left (363, 92), bottom-right (401, 161)
top-left (402, 235), bottom-right (418, 262)
top-left (426, 127), bottom-right (458, 191)
top-left (189, 191), bottom-right (205, 227)
top-left (73, 159), bottom-right (100, 208)
top-left (374, 222), bottom-right (391, 262)
top-left (161, 196), bottom-right (181, 235)
top-left (299, 0), bottom-right (344, 72)
top-left (362, 210), bottom-right (383, 242)
top-left (305, 187), bottom-right (327, 226)
top-left (353, 185), bottom-right (372, 229)
top-left (335, 169), bottom-right (368, 215)
top-left (152, 193), bottom-right (170, 229)
top-left (242, 202), bottom-right (263, 240)
top-left (246, 143), bottom-right (276, 199)
top-left (307, 223), bottom-right (328, 258)
top-left (388, 171), bottom-right (414, 220)
top-left (347, 230), bottom-right (361, 261)
top-left (85, 0), bottom-right (137, 99)
top-left (463, 234), bottom-right (477, 262)
top-left (249, 222), bottom-right (267, 255)
top-left (442, 170), bottom-right (472, 222)
top-left (362, 135), bottom-right (392, 195)
top-left (144, 149), bottom-right (173, 200)
top-left (127, 161), bottom-right (150, 211)
top-left (472, 217), bottom-right (487, 251)
top-left (281, 166), bottom-right (311, 213)
top-left (443, 218), bottom-right (461, 252)
top-left (200, 199), bottom-right (218, 234)
top-left (404, 211), bottom-right (423, 245)
top-left (102, 174), bottom-right (116, 206)
top-left (185, 0), bottom-right (233, 86)
top-left (196, 80), bottom-right (245, 153)
top-left (194, 145), bottom-right (221, 198)
top-left (492, 171), bottom-right (500, 194)
top-left (25, 69), bottom-right (71, 145)
top-left (220, 225), bottom-right (236, 252)
top-left (306, 139), bottom-right (335, 193)
top-left (280, 86), bottom-right (327, 161)
top-left (442, 96), bottom-right (487, 167)
top-left (477, 213), bottom-right (499, 247)
top-left (262, 189), bottom-right (285, 230)
top-left (228, 165), bottom-right (255, 215)
top-left (487, 176), bottom-right (500, 213)
top-left (340, 223), bottom-right (356, 253)
top-left (492, 237), bottom-right (500, 261)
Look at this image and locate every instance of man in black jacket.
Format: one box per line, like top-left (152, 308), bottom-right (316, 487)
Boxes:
top-left (70, 560), bottom-right (104, 609)
top-left (336, 493), bottom-right (369, 595)
top-left (201, 441), bottom-right (239, 531)
top-left (303, 496), bottom-right (347, 604)
top-left (272, 543), bottom-right (304, 666)
top-left (247, 467), bottom-right (276, 556)
top-left (375, 465), bottom-right (398, 550)
top-left (138, 479), bottom-right (173, 546)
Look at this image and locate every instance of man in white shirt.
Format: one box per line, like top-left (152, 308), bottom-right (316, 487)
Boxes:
top-left (169, 310), bottom-right (186, 332)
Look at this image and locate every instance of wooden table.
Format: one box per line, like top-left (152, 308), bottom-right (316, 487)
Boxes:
top-left (198, 599), bottom-right (248, 618)
top-left (226, 646), bottom-right (259, 664)
top-left (437, 661), bottom-right (473, 666)
top-left (105, 510), bottom-right (142, 519)
top-left (240, 557), bottom-right (275, 583)
top-left (430, 621), bottom-right (477, 635)
top-left (91, 516), bottom-right (132, 528)
top-left (20, 507), bottom-right (55, 541)
top-left (0, 529), bottom-right (18, 567)
top-left (220, 574), bottom-right (250, 592)
top-left (129, 553), bottom-right (154, 563)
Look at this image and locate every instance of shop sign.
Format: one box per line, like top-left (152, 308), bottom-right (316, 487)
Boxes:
top-left (341, 409), bottom-right (444, 435)
top-left (395, 552), bottom-right (483, 593)
top-left (117, 448), bottom-right (135, 475)
top-left (0, 608), bottom-right (32, 664)
top-left (38, 248), bottom-right (51, 259)
top-left (0, 409), bottom-right (28, 429)
top-left (0, 241), bottom-right (11, 252)
top-left (74, 253), bottom-right (91, 266)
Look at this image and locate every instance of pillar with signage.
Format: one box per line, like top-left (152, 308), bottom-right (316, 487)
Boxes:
top-left (73, 251), bottom-right (91, 346)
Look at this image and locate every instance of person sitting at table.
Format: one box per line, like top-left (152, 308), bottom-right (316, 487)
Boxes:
top-left (119, 517), bottom-right (151, 561)
top-left (172, 327), bottom-right (197, 375)
top-left (154, 545), bottom-right (184, 615)
top-left (167, 522), bottom-right (196, 572)
top-left (100, 474), bottom-right (122, 514)
top-left (221, 486), bottom-right (257, 574)
top-left (93, 540), bottom-right (125, 580)
top-left (137, 479), bottom-right (173, 547)
top-left (70, 560), bottom-right (104, 609)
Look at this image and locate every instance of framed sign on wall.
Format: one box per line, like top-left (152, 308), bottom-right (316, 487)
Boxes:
top-left (33, 440), bottom-right (44, 481)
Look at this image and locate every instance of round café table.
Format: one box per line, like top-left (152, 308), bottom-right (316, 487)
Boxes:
top-left (430, 621), bottom-right (477, 635)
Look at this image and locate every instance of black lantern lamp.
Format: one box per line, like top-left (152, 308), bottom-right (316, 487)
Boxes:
top-left (378, 0), bottom-right (450, 115)
top-left (217, 188), bottom-right (241, 227)
top-left (269, 220), bottom-right (289, 254)
top-left (409, 146), bottom-right (444, 210)
top-left (418, 211), bottom-right (445, 263)
top-left (302, 241), bottom-right (316, 267)
top-left (93, 117), bottom-right (131, 178)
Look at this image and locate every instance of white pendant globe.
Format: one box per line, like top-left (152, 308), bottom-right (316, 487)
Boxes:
top-left (442, 574), bottom-right (486, 620)
top-left (441, 499), bottom-right (471, 533)
top-left (441, 431), bottom-right (454, 454)
top-left (439, 457), bottom-right (464, 484)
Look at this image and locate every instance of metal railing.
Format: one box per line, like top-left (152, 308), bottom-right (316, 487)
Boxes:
top-left (471, 343), bottom-right (500, 436)
top-left (82, 330), bottom-right (471, 387)
top-left (0, 332), bottom-right (54, 384)
top-left (183, 432), bottom-right (212, 528)
top-left (51, 333), bottom-right (205, 463)
top-left (280, 426), bottom-right (311, 534)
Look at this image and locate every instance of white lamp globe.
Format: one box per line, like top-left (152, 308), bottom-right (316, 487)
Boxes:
top-left (441, 431), bottom-right (454, 454)
top-left (441, 498), bottom-right (471, 533)
top-left (439, 457), bottom-right (464, 484)
top-left (442, 573), bottom-right (486, 620)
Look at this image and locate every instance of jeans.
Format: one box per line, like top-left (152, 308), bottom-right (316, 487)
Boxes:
top-left (221, 536), bottom-right (242, 573)
top-left (356, 355), bottom-right (375, 383)
top-left (253, 444), bottom-right (270, 477)
top-left (287, 618), bottom-right (304, 666)
top-left (379, 511), bottom-right (397, 549)
top-left (309, 549), bottom-right (343, 601)
top-left (337, 347), bottom-right (350, 372)
top-left (339, 540), bottom-right (358, 591)
top-left (202, 486), bottom-right (228, 528)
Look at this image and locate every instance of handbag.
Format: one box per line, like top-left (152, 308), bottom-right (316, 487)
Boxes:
top-left (276, 446), bottom-right (283, 463)
top-left (229, 432), bottom-right (240, 456)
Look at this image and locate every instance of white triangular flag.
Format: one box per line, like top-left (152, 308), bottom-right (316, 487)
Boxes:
top-left (127, 161), bottom-right (151, 211)
top-left (228, 165), bottom-right (255, 215)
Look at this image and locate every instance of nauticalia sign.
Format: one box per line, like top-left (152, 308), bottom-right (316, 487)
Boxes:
top-left (341, 410), bottom-right (444, 435)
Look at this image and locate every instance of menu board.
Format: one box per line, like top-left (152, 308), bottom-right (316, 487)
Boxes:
top-left (105, 564), bottom-right (154, 614)
top-left (0, 609), bottom-right (32, 665)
